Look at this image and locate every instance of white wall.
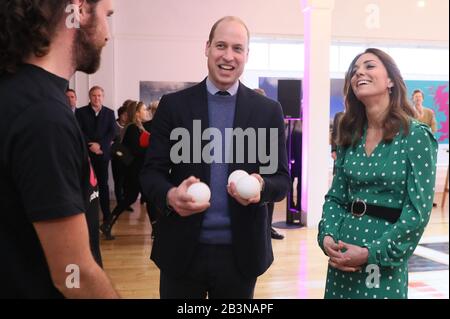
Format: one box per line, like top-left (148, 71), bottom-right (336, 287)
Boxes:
top-left (113, 0), bottom-right (305, 39)
top-left (81, 0), bottom-right (449, 109)
top-left (332, 0), bottom-right (449, 45)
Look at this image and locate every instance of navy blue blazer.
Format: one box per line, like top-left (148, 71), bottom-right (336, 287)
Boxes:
top-left (140, 79), bottom-right (290, 279)
top-left (75, 105), bottom-right (117, 161)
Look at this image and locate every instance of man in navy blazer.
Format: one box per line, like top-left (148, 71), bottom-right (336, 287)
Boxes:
top-left (76, 86), bottom-right (116, 226)
top-left (141, 16), bottom-right (289, 299)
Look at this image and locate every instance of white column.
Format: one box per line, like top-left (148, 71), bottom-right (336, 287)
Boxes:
top-left (300, 0), bottom-right (335, 227)
top-left (70, 72), bottom-right (90, 107)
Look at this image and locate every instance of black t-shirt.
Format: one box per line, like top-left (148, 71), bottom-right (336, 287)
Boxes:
top-left (0, 64), bottom-right (99, 298)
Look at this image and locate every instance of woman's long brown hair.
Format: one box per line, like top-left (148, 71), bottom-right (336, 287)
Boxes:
top-left (337, 48), bottom-right (416, 148)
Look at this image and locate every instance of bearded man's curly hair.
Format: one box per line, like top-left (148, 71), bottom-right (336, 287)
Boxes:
top-left (0, 0), bottom-right (100, 74)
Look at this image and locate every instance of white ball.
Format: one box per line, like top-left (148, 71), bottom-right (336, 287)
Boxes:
top-left (187, 182), bottom-right (211, 204)
top-left (228, 170), bottom-right (249, 186)
top-left (236, 175), bottom-right (261, 199)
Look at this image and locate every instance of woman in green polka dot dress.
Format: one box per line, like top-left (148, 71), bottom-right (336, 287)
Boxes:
top-left (318, 48), bottom-right (438, 299)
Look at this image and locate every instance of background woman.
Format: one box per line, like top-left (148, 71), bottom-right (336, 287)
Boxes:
top-left (101, 101), bottom-right (151, 239)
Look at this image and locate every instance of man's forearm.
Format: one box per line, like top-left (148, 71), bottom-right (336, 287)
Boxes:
top-left (55, 263), bottom-right (119, 299)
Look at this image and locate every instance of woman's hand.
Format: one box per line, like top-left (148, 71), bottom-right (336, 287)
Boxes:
top-left (337, 240), bottom-right (369, 267)
top-left (324, 236), bottom-right (365, 272)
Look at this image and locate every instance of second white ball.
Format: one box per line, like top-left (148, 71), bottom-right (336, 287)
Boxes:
top-left (236, 175), bottom-right (261, 199)
top-left (228, 169), bottom-right (249, 186)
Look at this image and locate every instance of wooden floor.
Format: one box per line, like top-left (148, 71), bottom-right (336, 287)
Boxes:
top-left (101, 193), bottom-right (449, 299)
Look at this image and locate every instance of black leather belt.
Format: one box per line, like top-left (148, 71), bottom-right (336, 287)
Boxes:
top-left (348, 199), bottom-right (401, 224)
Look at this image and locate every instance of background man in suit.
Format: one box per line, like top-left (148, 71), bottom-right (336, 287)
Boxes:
top-left (330, 111), bottom-right (344, 175)
top-left (412, 89), bottom-right (437, 133)
top-left (65, 88), bottom-right (78, 113)
top-left (76, 86), bottom-right (117, 227)
top-left (141, 16), bottom-right (289, 299)
top-left (412, 89), bottom-right (438, 207)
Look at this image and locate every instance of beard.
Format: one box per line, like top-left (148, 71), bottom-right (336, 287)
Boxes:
top-left (73, 15), bottom-right (104, 74)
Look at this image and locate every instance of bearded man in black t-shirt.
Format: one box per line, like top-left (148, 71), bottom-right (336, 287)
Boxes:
top-left (0, 0), bottom-right (118, 298)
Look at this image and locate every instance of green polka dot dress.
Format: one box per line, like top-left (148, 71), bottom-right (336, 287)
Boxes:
top-left (318, 120), bottom-right (438, 299)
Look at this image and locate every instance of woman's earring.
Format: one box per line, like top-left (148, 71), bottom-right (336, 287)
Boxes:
top-left (388, 86), bottom-right (392, 94)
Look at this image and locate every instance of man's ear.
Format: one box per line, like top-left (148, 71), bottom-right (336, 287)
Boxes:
top-left (70, 0), bottom-right (85, 8)
top-left (205, 41), bottom-right (211, 58)
top-left (69, 0), bottom-right (86, 17)
top-left (78, 0), bottom-right (87, 17)
top-left (64, 0), bottom-right (85, 30)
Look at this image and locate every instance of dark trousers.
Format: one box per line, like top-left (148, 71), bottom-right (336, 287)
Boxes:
top-left (267, 202), bottom-right (274, 227)
top-left (146, 201), bottom-right (159, 224)
top-left (160, 244), bottom-right (257, 299)
top-left (121, 161), bottom-right (142, 208)
top-left (85, 197), bottom-right (103, 267)
top-left (109, 160), bottom-right (148, 228)
top-left (90, 157), bottom-right (111, 222)
top-left (111, 157), bottom-right (126, 205)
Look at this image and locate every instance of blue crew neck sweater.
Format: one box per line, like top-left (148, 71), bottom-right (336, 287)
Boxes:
top-left (198, 92), bottom-right (237, 244)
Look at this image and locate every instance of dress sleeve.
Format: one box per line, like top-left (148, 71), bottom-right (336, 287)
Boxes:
top-left (364, 123), bottom-right (438, 267)
top-left (318, 146), bottom-right (350, 253)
